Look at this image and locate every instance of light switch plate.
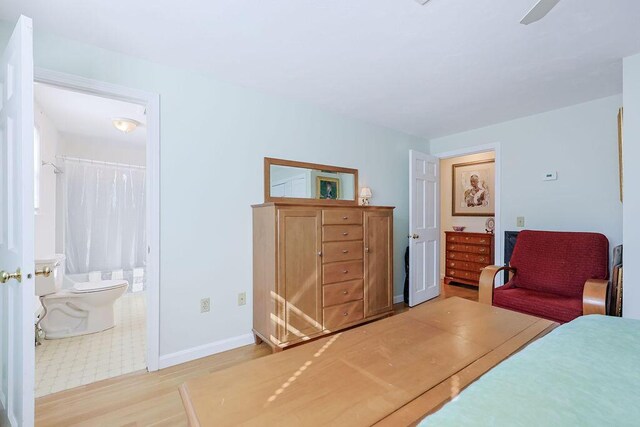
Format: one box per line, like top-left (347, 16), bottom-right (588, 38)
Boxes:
top-left (543, 171), bottom-right (558, 181)
top-left (200, 298), bottom-right (210, 313)
top-left (238, 292), bottom-right (247, 306)
top-left (517, 217), bottom-right (525, 227)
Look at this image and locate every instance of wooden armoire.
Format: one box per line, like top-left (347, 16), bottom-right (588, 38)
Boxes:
top-left (252, 203), bottom-right (394, 351)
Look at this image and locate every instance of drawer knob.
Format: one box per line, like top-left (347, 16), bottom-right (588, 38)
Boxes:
top-left (318, 251), bottom-right (322, 256)
top-left (342, 290), bottom-right (349, 295)
top-left (343, 270), bottom-right (349, 274)
top-left (480, 248), bottom-right (486, 252)
top-left (342, 216), bottom-right (348, 220)
top-left (480, 240), bottom-right (487, 244)
top-left (465, 237), bottom-right (469, 240)
top-left (342, 232), bottom-right (349, 236)
top-left (343, 312), bottom-right (349, 316)
top-left (342, 250), bottom-right (349, 253)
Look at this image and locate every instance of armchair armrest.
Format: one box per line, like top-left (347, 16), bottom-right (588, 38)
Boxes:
top-left (583, 279), bottom-right (609, 315)
top-left (479, 266), bottom-right (517, 305)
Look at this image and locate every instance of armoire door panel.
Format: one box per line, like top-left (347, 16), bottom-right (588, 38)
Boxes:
top-left (277, 209), bottom-right (323, 343)
top-left (364, 211), bottom-right (393, 317)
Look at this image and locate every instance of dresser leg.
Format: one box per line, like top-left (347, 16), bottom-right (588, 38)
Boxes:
top-left (253, 332), bottom-right (263, 345)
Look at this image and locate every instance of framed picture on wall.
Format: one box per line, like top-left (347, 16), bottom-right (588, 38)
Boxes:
top-left (618, 107), bottom-right (624, 202)
top-left (452, 159), bottom-right (495, 216)
top-left (316, 176), bottom-right (340, 200)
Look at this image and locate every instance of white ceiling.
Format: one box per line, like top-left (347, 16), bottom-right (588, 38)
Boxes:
top-left (35, 83), bottom-right (147, 146)
top-left (6, 0), bottom-right (640, 139)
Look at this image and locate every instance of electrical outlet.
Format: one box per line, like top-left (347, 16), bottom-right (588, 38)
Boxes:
top-left (517, 216), bottom-right (525, 227)
top-left (238, 292), bottom-right (247, 306)
top-left (200, 298), bottom-right (210, 313)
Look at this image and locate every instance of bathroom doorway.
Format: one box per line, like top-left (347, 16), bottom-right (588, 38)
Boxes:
top-left (32, 71), bottom-right (160, 397)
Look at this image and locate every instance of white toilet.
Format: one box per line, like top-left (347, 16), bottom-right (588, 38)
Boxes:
top-left (35, 254), bottom-right (129, 339)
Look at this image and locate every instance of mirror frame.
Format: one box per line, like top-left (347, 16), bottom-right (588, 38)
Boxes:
top-left (264, 157), bottom-right (359, 206)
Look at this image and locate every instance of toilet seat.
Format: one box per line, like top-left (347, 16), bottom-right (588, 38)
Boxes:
top-left (72, 280), bottom-right (129, 294)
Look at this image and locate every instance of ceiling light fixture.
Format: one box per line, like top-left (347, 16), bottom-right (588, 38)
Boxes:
top-left (112, 117), bottom-right (140, 134)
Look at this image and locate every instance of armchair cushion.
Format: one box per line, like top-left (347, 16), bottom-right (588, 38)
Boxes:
top-left (493, 282), bottom-right (582, 324)
top-left (510, 230), bottom-right (608, 298)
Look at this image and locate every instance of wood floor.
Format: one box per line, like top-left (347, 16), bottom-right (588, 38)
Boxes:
top-left (35, 283), bottom-right (477, 426)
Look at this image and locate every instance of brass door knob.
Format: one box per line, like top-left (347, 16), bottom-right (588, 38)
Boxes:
top-left (35, 266), bottom-right (51, 278)
top-left (0, 268), bottom-right (22, 284)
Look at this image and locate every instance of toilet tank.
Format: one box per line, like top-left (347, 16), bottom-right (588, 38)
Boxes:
top-left (35, 254), bottom-right (65, 297)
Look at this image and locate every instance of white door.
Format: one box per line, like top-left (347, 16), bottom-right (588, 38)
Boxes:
top-left (0, 15), bottom-right (35, 427)
top-left (409, 150), bottom-right (440, 306)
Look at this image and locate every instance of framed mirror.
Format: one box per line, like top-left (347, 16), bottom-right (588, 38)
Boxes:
top-left (264, 158), bottom-right (359, 205)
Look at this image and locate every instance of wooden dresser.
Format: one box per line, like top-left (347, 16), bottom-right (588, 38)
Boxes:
top-left (253, 203), bottom-right (394, 351)
top-left (444, 231), bottom-right (494, 287)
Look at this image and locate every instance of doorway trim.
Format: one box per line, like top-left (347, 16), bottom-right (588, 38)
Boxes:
top-left (34, 68), bottom-right (161, 372)
top-left (434, 142), bottom-right (503, 272)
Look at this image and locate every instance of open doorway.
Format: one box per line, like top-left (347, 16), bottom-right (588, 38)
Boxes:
top-left (32, 76), bottom-right (159, 397)
top-left (438, 149), bottom-right (498, 300)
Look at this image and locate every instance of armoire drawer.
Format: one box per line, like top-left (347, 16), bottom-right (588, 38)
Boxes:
top-left (322, 210), bottom-right (363, 225)
top-left (323, 300), bottom-right (364, 330)
top-left (322, 241), bottom-right (363, 263)
top-left (323, 260), bottom-right (363, 284)
top-left (323, 280), bottom-right (364, 307)
top-left (323, 225), bottom-right (363, 242)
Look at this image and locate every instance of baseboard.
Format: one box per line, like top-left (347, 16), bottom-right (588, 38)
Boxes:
top-left (393, 294), bottom-right (405, 304)
top-left (158, 333), bottom-right (255, 369)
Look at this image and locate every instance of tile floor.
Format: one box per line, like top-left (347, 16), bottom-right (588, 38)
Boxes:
top-left (35, 292), bottom-right (146, 397)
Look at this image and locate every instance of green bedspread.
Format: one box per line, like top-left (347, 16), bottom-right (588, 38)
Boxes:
top-left (421, 315), bottom-right (640, 426)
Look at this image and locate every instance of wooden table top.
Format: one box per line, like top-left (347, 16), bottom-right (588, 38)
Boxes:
top-left (179, 297), bottom-right (556, 426)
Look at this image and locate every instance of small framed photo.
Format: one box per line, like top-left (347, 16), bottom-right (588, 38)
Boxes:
top-left (452, 160), bottom-right (495, 217)
top-left (316, 176), bottom-right (340, 200)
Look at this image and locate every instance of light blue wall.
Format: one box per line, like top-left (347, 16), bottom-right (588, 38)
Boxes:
top-left (623, 54), bottom-right (640, 319)
top-left (0, 20), bottom-right (428, 357)
top-left (430, 95), bottom-right (623, 263)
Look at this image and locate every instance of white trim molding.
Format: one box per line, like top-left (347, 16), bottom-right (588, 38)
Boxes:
top-left (393, 294), bottom-right (405, 304)
top-left (158, 334), bottom-right (255, 369)
top-left (35, 68), bottom-right (162, 372)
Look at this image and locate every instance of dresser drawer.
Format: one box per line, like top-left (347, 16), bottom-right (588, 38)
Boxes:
top-left (322, 241), bottom-right (363, 263)
top-left (322, 210), bottom-right (363, 225)
top-left (323, 225), bottom-right (363, 242)
top-left (447, 269), bottom-right (481, 282)
top-left (323, 260), bottom-right (363, 284)
top-left (446, 234), bottom-right (492, 245)
top-left (445, 260), bottom-right (486, 273)
top-left (446, 251), bottom-right (491, 264)
top-left (447, 243), bottom-right (490, 255)
top-left (323, 300), bottom-right (364, 330)
top-left (323, 280), bottom-right (364, 307)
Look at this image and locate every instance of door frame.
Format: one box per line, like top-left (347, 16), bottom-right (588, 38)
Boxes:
top-left (34, 68), bottom-right (161, 372)
top-left (434, 142), bottom-right (503, 277)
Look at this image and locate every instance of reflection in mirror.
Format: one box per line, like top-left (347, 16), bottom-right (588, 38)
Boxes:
top-left (270, 165), bottom-right (356, 201)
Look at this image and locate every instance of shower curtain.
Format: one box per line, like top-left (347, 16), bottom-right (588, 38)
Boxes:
top-left (62, 158), bottom-right (146, 287)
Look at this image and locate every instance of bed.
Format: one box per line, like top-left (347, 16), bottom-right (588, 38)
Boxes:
top-left (421, 315), bottom-right (640, 426)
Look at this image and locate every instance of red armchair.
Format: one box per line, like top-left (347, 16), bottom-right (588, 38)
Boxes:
top-left (479, 230), bottom-right (609, 323)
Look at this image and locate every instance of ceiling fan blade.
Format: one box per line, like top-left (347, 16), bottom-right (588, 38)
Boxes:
top-left (520, 0), bottom-right (561, 25)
